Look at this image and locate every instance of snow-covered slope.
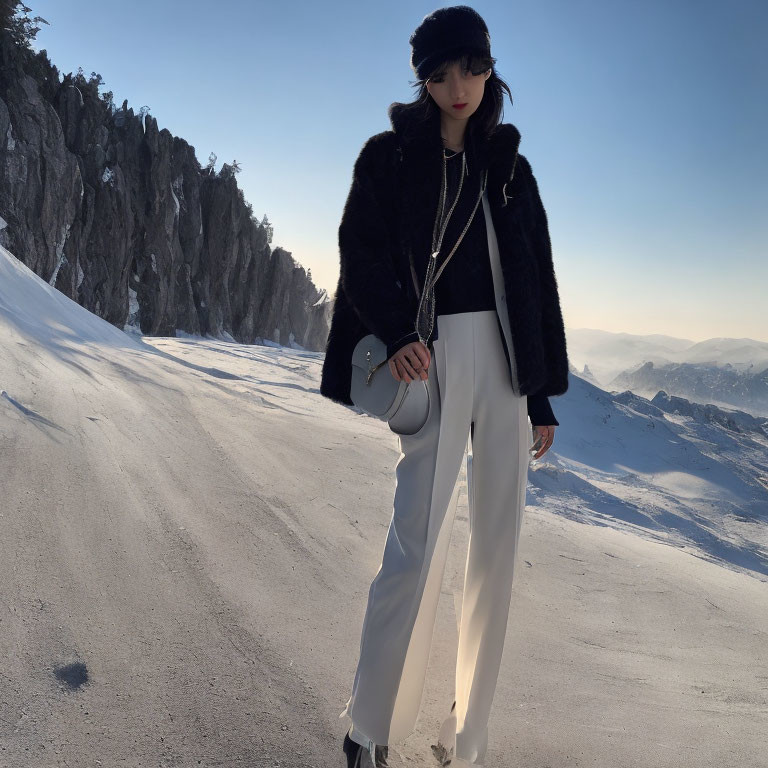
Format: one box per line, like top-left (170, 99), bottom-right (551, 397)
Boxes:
top-left (0, 241), bottom-right (145, 348)
top-left (529, 375), bottom-right (768, 573)
top-left (1, 244), bottom-right (767, 768)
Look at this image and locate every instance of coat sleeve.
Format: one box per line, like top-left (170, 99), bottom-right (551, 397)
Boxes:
top-left (518, 155), bottom-right (570, 413)
top-left (338, 136), bottom-right (421, 360)
top-left (527, 392), bottom-right (559, 427)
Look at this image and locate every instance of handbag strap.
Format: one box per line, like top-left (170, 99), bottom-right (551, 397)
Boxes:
top-left (415, 150), bottom-right (489, 345)
top-left (395, 140), bottom-right (489, 348)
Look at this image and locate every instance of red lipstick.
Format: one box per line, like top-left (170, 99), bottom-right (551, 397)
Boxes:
top-left (453, 103), bottom-right (467, 110)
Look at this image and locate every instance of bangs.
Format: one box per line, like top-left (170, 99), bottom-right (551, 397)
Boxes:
top-left (425, 51), bottom-right (492, 81)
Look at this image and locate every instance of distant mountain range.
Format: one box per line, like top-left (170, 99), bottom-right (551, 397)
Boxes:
top-left (567, 328), bottom-right (768, 417)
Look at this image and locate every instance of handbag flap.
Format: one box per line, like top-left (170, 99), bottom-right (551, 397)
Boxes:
top-left (351, 334), bottom-right (387, 370)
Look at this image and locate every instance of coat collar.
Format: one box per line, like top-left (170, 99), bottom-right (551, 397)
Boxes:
top-left (388, 104), bottom-right (523, 209)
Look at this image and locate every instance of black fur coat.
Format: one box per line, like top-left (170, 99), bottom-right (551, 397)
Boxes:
top-left (319, 106), bottom-right (569, 427)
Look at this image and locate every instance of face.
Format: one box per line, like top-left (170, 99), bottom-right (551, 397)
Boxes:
top-left (425, 56), bottom-right (492, 124)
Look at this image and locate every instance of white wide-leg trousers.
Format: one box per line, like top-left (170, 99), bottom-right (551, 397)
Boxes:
top-left (341, 309), bottom-right (531, 765)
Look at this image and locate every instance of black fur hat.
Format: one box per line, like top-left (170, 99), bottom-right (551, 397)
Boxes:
top-left (409, 5), bottom-right (492, 80)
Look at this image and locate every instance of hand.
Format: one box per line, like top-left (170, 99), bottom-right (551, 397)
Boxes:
top-left (530, 424), bottom-right (555, 459)
top-left (388, 340), bottom-right (431, 383)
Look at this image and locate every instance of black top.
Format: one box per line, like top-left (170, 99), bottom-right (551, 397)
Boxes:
top-left (433, 147), bottom-right (497, 315)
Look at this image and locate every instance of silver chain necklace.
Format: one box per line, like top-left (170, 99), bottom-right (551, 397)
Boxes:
top-left (415, 149), bottom-right (489, 345)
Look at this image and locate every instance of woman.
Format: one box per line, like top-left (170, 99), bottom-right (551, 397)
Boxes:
top-left (320, 6), bottom-right (569, 766)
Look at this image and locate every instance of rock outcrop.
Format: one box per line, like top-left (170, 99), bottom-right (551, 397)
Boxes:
top-left (0, 29), bottom-right (331, 350)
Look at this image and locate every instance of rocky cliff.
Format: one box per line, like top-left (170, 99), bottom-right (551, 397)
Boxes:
top-left (0, 27), bottom-right (331, 350)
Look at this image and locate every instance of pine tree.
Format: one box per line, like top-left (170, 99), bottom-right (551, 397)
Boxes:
top-left (0, 2), bottom-right (49, 49)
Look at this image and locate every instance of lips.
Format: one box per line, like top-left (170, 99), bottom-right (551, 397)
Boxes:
top-left (453, 103), bottom-right (467, 109)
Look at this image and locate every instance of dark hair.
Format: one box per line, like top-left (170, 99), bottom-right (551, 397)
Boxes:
top-left (388, 51), bottom-right (514, 142)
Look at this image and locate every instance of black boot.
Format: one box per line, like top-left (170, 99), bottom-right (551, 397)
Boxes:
top-left (343, 730), bottom-right (389, 767)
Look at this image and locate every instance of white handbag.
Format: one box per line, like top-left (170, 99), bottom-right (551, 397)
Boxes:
top-left (349, 151), bottom-right (488, 434)
top-left (350, 334), bottom-right (431, 434)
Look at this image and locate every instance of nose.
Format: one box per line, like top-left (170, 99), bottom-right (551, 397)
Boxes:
top-left (447, 71), bottom-right (467, 100)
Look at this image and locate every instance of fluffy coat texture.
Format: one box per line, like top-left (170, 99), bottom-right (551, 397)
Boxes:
top-left (319, 105), bottom-right (569, 427)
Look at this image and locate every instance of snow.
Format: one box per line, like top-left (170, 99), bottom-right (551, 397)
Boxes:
top-left (123, 285), bottom-right (140, 331)
top-left (1, 242), bottom-right (766, 766)
top-left (312, 287), bottom-right (331, 306)
top-left (1, 245), bottom-right (142, 347)
top-left (48, 222), bottom-right (71, 287)
top-left (170, 180), bottom-right (180, 218)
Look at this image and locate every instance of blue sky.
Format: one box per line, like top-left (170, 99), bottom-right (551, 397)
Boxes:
top-left (28, 0), bottom-right (767, 342)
